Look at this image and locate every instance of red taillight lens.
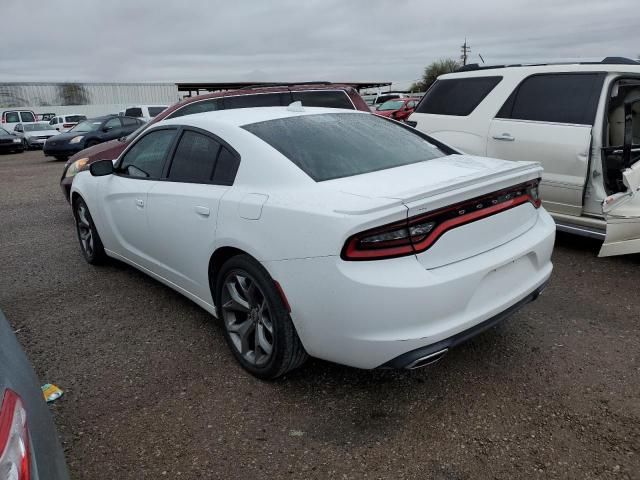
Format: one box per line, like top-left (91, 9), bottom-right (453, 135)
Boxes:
top-left (0, 389), bottom-right (30, 480)
top-left (342, 179), bottom-right (541, 261)
top-left (62, 123), bottom-right (73, 128)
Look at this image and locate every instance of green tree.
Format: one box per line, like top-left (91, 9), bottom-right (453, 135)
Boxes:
top-left (410, 58), bottom-right (461, 92)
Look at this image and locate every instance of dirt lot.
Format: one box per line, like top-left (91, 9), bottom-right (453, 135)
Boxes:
top-left (0, 150), bottom-right (638, 479)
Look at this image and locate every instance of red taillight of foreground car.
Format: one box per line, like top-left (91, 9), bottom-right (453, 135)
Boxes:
top-left (0, 389), bottom-right (31, 480)
top-left (62, 123), bottom-right (74, 129)
top-left (342, 179), bottom-right (541, 261)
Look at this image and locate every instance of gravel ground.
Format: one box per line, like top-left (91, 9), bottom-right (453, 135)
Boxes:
top-left (0, 150), bottom-right (638, 480)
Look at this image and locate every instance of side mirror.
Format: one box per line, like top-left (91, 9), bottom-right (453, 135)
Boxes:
top-left (89, 159), bottom-right (114, 176)
top-left (102, 126), bottom-right (111, 132)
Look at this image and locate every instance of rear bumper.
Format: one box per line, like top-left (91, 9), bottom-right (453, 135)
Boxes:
top-left (263, 208), bottom-right (555, 369)
top-left (380, 282), bottom-right (546, 369)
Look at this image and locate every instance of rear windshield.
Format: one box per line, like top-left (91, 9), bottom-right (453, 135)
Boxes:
top-left (243, 112), bottom-right (447, 181)
top-left (148, 107), bottom-right (166, 117)
top-left (377, 100), bottom-right (404, 111)
top-left (65, 115), bottom-right (86, 123)
top-left (24, 124), bottom-right (52, 131)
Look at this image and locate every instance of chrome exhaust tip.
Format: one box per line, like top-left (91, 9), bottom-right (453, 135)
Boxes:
top-left (404, 348), bottom-right (448, 369)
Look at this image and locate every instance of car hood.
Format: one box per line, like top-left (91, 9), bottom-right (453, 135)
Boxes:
top-left (53, 131), bottom-right (85, 142)
top-left (321, 154), bottom-right (541, 204)
top-left (66, 138), bottom-right (125, 167)
top-left (25, 130), bottom-right (58, 137)
top-left (0, 134), bottom-right (17, 140)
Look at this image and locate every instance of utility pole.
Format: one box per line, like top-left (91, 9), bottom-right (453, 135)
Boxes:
top-left (460, 38), bottom-right (471, 66)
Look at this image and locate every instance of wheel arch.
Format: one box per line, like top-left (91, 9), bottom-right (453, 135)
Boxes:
top-left (208, 246), bottom-right (251, 301)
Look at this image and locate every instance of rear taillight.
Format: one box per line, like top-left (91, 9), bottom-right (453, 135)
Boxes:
top-left (342, 179), bottom-right (541, 261)
top-left (0, 389), bottom-right (30, 480)
top-left (62, 123), bottom-right (73, 128)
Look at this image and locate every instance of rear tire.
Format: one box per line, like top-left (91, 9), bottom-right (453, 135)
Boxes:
top-left (215, 255), bottom-right (308, 379)
top-left (54, 156), bottom-right (67, 162)
top-left (73, 197), bottom-right (106, 265)
top-left (86, 139), bottom-right (99, 148)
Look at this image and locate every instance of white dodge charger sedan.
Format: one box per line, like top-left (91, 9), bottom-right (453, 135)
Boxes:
top-left (71, 105), bottom-right (555, 379)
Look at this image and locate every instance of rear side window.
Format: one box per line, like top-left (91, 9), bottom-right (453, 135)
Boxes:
top-left (415, 76), bottom-right (502, 116)
top-left (19, 112), bottom-right (35, 122)
top-left (65, 115), bottom-right (85, 123)
top-left (212, 147), bottom-right (240, 186)
top-left (291, 91), bottom-right (354, 109)
top-left (223, 93), bottom-right (284, 109)
top-left (168, 130), bottom-right (221, 183)
top-left (167, 99), bottom-right (222, 119)
top-left (496, 73), bottom-right (604, 125)
top-left (119, 129), bottom-right (175, 178)
top-left (121, 117), bottom-right (138, 126)
top-left (125, 107), bottom-right (143, 118)
top-left (243, 112), bottom-right (447, 182)
top-left (4, 112), bottom-right (19, 123)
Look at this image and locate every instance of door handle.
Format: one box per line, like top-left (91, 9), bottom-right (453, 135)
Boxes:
top-left (135, 198), bottom-right (145, 208)
top-left (195, 206), bottom-right (210, 217)
top-left (492, 133), bottom-right (515, 141)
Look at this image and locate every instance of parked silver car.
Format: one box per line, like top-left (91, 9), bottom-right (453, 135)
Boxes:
top-left (13, 123), bottom-right (60, 149)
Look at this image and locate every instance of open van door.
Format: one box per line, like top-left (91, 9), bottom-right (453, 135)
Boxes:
top-left (600, 99), bottom-right (640, 256)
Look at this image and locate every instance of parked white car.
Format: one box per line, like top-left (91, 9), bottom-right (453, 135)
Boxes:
top-left (409, 57), bottom-right (640, 257)
top-left (70, 106), bottom-right (554, 378)
top-left (49, 114), bottom-right (87, 133)
top-left (13, 122), bottom-right (60, 149)
top-left (124, 105), bottom-right (168, 122)
top-left (1, 110), bottom-right (37, 132)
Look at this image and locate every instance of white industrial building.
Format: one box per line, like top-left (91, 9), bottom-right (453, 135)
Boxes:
top-left (0, 82), bottom-right (180, 118)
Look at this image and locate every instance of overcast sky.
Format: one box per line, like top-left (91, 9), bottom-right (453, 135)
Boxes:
top-left (1, 0), bottom-right (638, 89)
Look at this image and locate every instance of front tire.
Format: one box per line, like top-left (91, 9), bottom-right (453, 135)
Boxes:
top-left (73, 197), bottom-right (106, 264)
top-left (215, 255), bottom-right (308, 379)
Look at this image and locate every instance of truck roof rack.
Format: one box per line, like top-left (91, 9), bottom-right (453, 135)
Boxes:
top-left (456, 57), bottom-right (640, 73)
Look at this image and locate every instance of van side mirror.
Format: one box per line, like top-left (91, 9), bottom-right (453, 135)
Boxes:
top-left (89, 159), bottom-right (114, 176)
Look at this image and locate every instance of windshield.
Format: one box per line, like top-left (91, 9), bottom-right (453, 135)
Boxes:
top-left (148, 106), bottom-right (167, 117)
top-left (243, 112), bottom-right (448, 181)
top-left (0, 127), bottom-right (10, 135)
top-left (377, 100), bottom-right (405, 111)
top-left (65, 115), bottom-right (86, 123)
top-left (24, 123), bottom-right (53, 132)
top-left (71, 120), bottom-right (102, 133)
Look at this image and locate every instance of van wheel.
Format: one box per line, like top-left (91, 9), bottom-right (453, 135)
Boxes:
top-left (216, 255), bottom-right (308, 379)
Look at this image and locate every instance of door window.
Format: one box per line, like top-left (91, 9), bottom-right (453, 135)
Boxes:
top-left (119, 129), bottom-right (176, 179)
top-left (121, 116), bottom-right (139, 127)
top-left (168, 130), bottom-right (221, 183)
top-left (104, 117), bottom-right (122, 130)
top-left (4, 112), bottom-right (19, 123)
top-left (50, 118), bottom-right (57, 125)
top-left (125, 107), bottom-right (143, 118)
top-left (415, 77), bottom-right (502, 116)
top-left (497, 73), bottom-right (604, 125)
top-left (223, 93), bottom-right (284, 109)
top-left (291, 91), bottom-right (354, 109)
top-left (19, 112), bottom-right (35, 122)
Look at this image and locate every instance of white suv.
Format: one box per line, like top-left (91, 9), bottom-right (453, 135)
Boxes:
top-left (409, 57), bottom-right (640, 257)
top-left (124, 105), bottom-right (168, 122)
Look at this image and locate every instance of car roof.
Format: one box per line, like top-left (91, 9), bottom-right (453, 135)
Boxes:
top-left (156, 106), bottom-right (365, 129)
top-left (440, 62), bottom-right (640, 80)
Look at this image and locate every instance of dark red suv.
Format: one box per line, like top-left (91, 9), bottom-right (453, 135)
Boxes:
top-left (60, 83), bottom-right (370, 200)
